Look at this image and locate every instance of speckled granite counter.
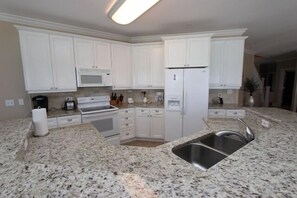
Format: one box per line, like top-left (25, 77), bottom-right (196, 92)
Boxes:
top-left (115, 102), bottom-right (164, 109)
top-left (208, 103), bottom-right (243, 109)
top-left (1, 107), bottom-right (297, 197)
top-left (47, 109), bottom-right (81, 118)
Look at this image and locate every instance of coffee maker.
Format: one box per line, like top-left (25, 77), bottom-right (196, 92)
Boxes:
top-left (32, 95), bottom-right (48, 112)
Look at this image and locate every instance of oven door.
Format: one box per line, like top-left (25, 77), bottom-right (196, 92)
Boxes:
top-left (82, 111), bottom-right (119, 138)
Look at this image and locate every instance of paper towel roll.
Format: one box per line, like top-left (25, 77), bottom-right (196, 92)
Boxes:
top-left (32, 108), bottom-right (48, 137)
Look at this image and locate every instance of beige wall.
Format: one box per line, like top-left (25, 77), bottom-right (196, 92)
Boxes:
top-left (0, 21), bottom-right (31, 120)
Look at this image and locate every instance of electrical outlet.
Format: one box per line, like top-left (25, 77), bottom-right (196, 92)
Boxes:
top-left (18, 99), bottom-right (24, 106)
top-left (261, 119), bottom-right (270, 128)
top-left (66, 97), bottom-right (73, 101)
top-left (227, 89), bottom-right (233, 95)
top-left (218, 93), bottom-right (222, 97)
top-left (5, 99), bottom-right (15, 107)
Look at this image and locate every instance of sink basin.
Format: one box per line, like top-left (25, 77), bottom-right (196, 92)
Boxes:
top-left (200, 134), bottom-right (247, 155)
top-left (172, 143), bottom-right (228, 171)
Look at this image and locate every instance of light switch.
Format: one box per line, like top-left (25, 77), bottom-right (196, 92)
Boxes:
top-left (19, 99), bottom-right (24, 106)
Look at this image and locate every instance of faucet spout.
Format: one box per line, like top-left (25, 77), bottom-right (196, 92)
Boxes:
top-left (215, 130), bottom-right (248, 143)
top-left (237, 118), bottom-right (255, 142)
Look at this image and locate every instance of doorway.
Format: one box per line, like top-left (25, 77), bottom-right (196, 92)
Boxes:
top-left (281, 70), bottom-right (295, 110)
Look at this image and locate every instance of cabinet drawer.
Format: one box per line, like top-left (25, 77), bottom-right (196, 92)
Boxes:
top-left (150, 108), bottom-right (164, 116)
top-left (120, 122), bottom-right (135, 129)
top-left (120, 116), bottom-right (134, 124)
top-left (226, 110), bottom-right (245, 118)
top-left (136, 108), bottom-right (149, 116)
top-left (120, 127), bottom-right (135, 141)
top-left (47, 118), bottom-right (58, 129)
top-left (208, 109), bottom-right (226, 118)
top-left (57, 115), bottom-right (81, 127)
top-left (119, 108), bottom-right (134, 116)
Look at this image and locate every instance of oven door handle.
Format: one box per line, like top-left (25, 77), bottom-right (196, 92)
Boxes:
top-left (82, 110), bottom-right (118, 119)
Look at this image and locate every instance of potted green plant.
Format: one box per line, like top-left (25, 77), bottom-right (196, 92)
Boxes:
top-left (243, 77), bottom-right (259, 107)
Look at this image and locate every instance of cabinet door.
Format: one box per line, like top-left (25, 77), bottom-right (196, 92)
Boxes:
top-left (209, 41), bottom-right (224, 88)
top-left (150, 108), bottom-right (164, 139)
top-left (187, 37), bottom-right (211, 67)
top-left (223, 40), bottom-right (245, 88)
top-left (19, 30), bottom-right (54, 92)
top-left (149, 45), bottom-right (164, 88)
top-left (136, 115), bottom-right (150, 138)
top-left (164, 39), bottom-right (187, 68)
top-left (94, 41), bottom-right (112, 69)
top-left (50, 34), bottom-right (77, 91)
top-left (132, 46), bottom-right (149, 88)
top-left (111, 44), bottom-right (132, 89)
top-left (74, 38), bottom-right (94, 68)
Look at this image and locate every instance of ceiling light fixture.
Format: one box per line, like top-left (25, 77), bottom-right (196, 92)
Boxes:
top-left (108, 0), bottom-right (160, 25)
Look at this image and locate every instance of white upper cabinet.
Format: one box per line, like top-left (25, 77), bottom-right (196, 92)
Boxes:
top-left (94, 41), bottom-right (112, 70)
top-left (18, 29), bottom-right (77, 93)
top-left (132, 43), bottom-right (164, 89)
top-left (74, 38), bottom-right (111, 69)
top-left (163, 34), bottom-right (213, 68)
top-left (209, 37), bottom-right (246, 89)
top-left (19, 31), bottom-right (54, 92)
top-left (111, 43), bottom-right (132, 89)
top-left (50, 34), bottom-right (76, 91)
top-left (149, 45), bottom-right (164, 88)
top-left (164, 40), bottom-right (187, 68)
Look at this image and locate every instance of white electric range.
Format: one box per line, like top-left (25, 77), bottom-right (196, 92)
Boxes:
top-left (77, 96), bottom-right (120, 145)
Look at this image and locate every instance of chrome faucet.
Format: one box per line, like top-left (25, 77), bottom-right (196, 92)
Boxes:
top-left (215, 118), bottom-right (255, 143)
top-left (237, 118), bottom-right (255, 142)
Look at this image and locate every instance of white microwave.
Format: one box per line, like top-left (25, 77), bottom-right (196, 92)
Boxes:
top-left (76, 68), bottom-right (112, 87)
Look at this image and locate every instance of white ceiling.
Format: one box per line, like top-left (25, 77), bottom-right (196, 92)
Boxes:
top-left (0, 0), bottom-right (296, 57)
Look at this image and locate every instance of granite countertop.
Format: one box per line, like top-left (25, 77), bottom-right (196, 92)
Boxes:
top-left (0, 108), bottom-right (297, 197)
top-left (115, 102), bottom-right (164, 109)
top-left (46, 103), bottom-right (164, 118)
top-left (47, 109), bottom-right (81, 118)
top-left (208, 103), bottom-right (243, 109)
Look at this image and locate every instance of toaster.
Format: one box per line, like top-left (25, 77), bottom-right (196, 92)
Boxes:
top-left (64, 100), bottom-right (76, 110)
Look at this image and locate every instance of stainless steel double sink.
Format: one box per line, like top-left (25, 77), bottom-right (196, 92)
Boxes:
top-left (172, 133), bottom-right (248, 171)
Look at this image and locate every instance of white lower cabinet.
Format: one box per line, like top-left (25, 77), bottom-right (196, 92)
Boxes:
top-left (208, 109), bottom-right (245, 118)
top-left (119, 108), bottom-right (136, 141)
top-left (47, 115), bottom-right (82, 129)
top-left (136, 107), bottom-right (164, 139)
top-left (47, 117), bottom-right (58, 129)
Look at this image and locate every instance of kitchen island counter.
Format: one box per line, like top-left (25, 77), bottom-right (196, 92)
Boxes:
top-left (0, 108), bottom-right (296, 197)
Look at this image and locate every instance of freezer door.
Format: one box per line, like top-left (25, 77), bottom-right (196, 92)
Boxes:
top-left (182, 68), bottom-right (209, 137)
top-left (165, 69), bottom-right (183, 141)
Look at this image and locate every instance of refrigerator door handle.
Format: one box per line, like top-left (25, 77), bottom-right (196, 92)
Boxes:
top-left (183, 89), bottom-right (187, 115)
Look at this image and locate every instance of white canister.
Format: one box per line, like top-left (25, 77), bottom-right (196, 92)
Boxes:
top-left (32, 108), bottom-right (49, 136)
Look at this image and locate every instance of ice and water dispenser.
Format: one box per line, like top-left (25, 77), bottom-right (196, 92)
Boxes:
top-left (166, 94), bottom-right (182, 111)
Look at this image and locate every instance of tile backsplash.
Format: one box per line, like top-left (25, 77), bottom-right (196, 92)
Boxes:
top-left (30, 88), bottom-right (240, 110)
top-left (208, 89), bottom-right (239, 104)
top-left (30, 88), bottom-right (164, 110)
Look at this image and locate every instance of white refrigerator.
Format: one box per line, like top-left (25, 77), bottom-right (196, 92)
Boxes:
top-left (165, 68), bottom-right (209, 141)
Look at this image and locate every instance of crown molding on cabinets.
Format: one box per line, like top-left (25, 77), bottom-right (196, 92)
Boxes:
top-left (131, 29), bottom-right (247, 43)
top-left (1, 12), bottom-right (247, 44)
top-left (0, 12), bottom-right (130, 42)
